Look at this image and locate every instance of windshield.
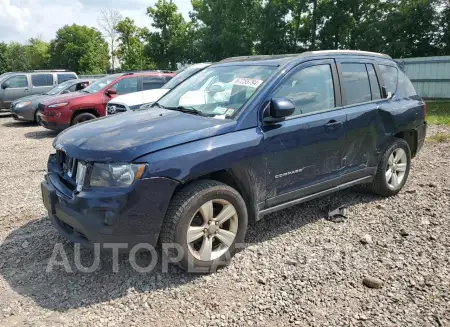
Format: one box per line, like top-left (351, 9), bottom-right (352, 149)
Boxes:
top-left (83, 74), bottom-right (120, 93)
top-left (157, 65), bottom-right (276, 119)
top-left (163, 65), bottom-right (209, 89)
top-left (45, 80), bottom-right (74, 95)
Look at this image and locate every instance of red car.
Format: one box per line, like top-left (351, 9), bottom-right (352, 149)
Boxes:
top-left (38, 71), bottom-right (175, 130)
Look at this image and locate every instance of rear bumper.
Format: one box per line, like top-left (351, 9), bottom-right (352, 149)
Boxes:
top-left (416, 122), bottom-right (427, 154)
top-left (42, 171), bottom-right (179, 250)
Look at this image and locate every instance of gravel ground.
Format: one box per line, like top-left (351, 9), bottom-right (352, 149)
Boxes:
top-left (0, 114), bottom-right (449, 327)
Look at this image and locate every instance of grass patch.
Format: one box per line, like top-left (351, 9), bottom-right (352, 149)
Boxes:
top-left (427, 101), bottom-right (450, 126)
top-left (426, 133), bottom-right (450, 143)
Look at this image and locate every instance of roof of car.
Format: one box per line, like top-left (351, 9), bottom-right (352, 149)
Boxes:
top-left (121, 71), bottom-right (176, 77)
top-left (219, 50), bottom-right (392, 65)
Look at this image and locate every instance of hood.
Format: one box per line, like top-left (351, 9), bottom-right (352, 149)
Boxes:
top-left (40, 91), bottom-right (87, 105)
top-left (12, 93), bottom-right (55, 105)
top-left (109, 89), bottom-right (170, 107)
top-left (53, 108), bottom-right (236, 162)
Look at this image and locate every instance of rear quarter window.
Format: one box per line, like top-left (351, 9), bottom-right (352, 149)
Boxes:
top-left (379, 64), bottom-right (398, 96)
top-left (396, 70), bottom-right (417, 98)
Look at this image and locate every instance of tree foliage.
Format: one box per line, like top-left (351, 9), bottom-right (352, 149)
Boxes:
top-left (49, 24), bottom-right (109, 74)
top-left (0, 0), bottom-right (449, 75)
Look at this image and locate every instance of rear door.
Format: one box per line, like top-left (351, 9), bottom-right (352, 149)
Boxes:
top-left (31, 74), bottom-right (54, 95)
top-left (262, 59), bottom-right (347, 206)
top-left (336, 59), bottom-right (384, 182)
top-left (0, 74), bottom-right (30, 107)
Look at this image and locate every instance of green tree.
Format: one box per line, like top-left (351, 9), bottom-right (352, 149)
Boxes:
top-left (48, 24), bottom-right (109, 74)
top-left (27, 37), bottom-right (50, 69)
top-left (5, 42), bottom-right (32, 71)
top-left (191, 0), bottom-right (262, 61)
top-left (115, 18), bottom-right (150, 71)
top-left (256, 0), bottom-right (292, 54)
top-left (0, 42), bottom-right (8, 74)
top-left (145, 0), bottom-right (192, 69)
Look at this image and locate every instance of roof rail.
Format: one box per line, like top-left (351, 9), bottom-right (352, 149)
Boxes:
top-left (220, 50), bottom-right (392, 63)
top-left (29, 69), bottom-right (70, 72)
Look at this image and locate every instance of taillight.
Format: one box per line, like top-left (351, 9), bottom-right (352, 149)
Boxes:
top-left (423, 101), bottom-right (427, 121)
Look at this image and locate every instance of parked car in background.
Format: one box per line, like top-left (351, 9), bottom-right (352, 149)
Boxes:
top-left (106, 63), bottom-right (211, 115)
top-left (38, 71), bottom-right (175, 130)
top-left (41, 50), bottom-right (426, 272)
top-left (0, 70), bottom-right (77, 110)
top-left (10, 79), bottom-right (95, 123)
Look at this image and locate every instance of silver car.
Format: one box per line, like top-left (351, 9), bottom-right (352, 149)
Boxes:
top-left (0, 70), bottom-right (78, 111)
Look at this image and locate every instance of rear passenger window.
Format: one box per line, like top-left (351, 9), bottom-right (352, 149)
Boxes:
top-left (341, 63), bottom-right (372, 105)
top-left (379, 65), bottom-right (398, 95)
top-left (57, 73), bottom-right (77, 83)
top-left (143, 77), bottom-right (166, 90)
top-left (32, 74), bottom-right (53, 87)
top-left (366, 64), bottom-right (381, 100)
top-left (273, 64), bottom-right (335, 115)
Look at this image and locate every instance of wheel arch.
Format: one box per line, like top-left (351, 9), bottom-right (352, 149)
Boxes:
top-left (71, 108), bottom-right (100, 124)
top-left (172, 169), bottom-right (259, 224)
top-left (394, 129), bottom-right (417, 158)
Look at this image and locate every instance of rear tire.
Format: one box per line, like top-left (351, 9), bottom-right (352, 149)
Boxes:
top-left (34, 111), bottom-right (41, 125)
top-left (370, 138), bottom-right (411, 197)
top-left (160, 180), bottom-right (248, 273)
top-left (71, 112), bottom-right (96, 125)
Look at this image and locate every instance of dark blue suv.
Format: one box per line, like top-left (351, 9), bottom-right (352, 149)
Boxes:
top-left (41, 51), bottom-right (426, 272)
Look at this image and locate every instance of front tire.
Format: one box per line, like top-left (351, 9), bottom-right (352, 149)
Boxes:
top-left (160, 180), bottom-right (248, 273)
top-left (370, 138), bottom-right (411, 196)
top-left (71, 112), bottom-right (96, 125)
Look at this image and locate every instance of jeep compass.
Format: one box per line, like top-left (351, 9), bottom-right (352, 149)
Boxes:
top-left (41, 51), bottom-right (427, 272)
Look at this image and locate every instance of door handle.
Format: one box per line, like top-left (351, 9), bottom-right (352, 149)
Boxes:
top-left (324, 120), bottom-right (343, 129)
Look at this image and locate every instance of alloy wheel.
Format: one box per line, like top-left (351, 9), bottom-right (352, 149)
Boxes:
top-left (186, 199), bottom-right (238, 262)
top-left (386, 148), bottom-right (408, 189)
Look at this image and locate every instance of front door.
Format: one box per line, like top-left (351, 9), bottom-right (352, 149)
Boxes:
top-left (1, 75), bottom-right (29, 108)
top-left (261, 59), bottom-right (347, 207)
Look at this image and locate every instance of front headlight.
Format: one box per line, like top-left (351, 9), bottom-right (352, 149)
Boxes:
top-left (48, 102), bottom-right (69, 108)
top-left (16, 101), bottom-right (31, 108)
top-left (89, 163), bottom-right (146, 188)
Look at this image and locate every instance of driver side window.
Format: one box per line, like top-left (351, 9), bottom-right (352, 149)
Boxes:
top-left (111, 77), bottom-right (138, 95)
top-left (5, 75), bottom-right (28, 88)
top-left (273, 64), bottom-right (335, 116)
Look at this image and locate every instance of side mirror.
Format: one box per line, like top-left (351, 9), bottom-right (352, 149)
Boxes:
top-left (2, 82), bottom-right (10, 90)
top-left (106, 88), bottom-right (117, 96)
top-left (62, 90), bottom-right (70, 94)
top-left (264, 98), bottom-right (295, 123)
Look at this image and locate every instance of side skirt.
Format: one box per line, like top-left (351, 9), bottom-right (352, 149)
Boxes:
top-left (257, 175), bottom-right (373, 220)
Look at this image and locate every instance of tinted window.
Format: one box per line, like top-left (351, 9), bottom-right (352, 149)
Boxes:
top-left (5, 75), bottom-right (28, 88)
top-left (341, 63), bottom-right (372, 105)
top-left (273, 64), bottom-right (335, 115)
top-left (379, 65), bottom-right (398, 95)
top-left (57, 73), bottom-right (77, 83)
top-left (142, 76), bottom-right (166, 90)
top-left (366, 64), bottom-right (381, 100)
top-left (111, 77), bottom-right (138, 95)
top-left (31, 74), bottom-right (53, 87)
top-left (397, 70), bottom-right (416, 98)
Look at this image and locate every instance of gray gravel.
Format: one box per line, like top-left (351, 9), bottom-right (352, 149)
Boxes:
top-left (0, 114), bottom-right (449, 327)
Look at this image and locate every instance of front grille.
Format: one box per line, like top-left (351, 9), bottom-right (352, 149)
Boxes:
top-left (57, 150), bottom-right (78, 186)
top-left (107, 103), bottom-right (128, 115)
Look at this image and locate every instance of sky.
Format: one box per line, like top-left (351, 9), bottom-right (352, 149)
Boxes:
top-left (0, 0), bottom-right (193, 43)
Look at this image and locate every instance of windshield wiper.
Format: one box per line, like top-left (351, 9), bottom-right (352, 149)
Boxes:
top-left (165, 106), bottom-right (212, 117)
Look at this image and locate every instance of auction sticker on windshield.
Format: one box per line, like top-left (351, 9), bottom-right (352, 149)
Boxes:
top-left (232, 78), bottom-right (263, 88)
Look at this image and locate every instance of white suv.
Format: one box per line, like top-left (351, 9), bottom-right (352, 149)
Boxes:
top-left (106, 63), bottom-right (211, 116)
